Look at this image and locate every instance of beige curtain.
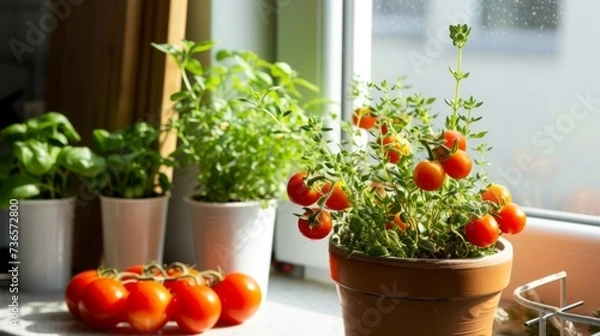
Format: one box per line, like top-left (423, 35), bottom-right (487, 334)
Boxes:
top-left (45, 0), bottom-right (187, 272)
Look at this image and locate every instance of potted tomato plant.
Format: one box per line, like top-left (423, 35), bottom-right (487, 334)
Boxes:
top-left (88, 122), bottom-right (175, 270)
top-left (0, 112), bottom-right (105, 291)
top-left (287, 24), bottom-right (527, 336)
top-left (153, 40), bottom-right (321, 294)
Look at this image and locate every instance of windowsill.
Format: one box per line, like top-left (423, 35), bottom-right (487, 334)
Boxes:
top-left (0, 272), bottom-right (344, 336)
top-left (3, 269), bottom-right (593, 335)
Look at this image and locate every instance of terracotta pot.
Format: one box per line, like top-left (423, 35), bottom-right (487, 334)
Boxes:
top-left (329, 237), bottom-right (513, 336)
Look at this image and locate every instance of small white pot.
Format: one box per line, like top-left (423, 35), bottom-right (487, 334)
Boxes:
top-left (19, 198), bottom-right (75, 292)
top-left (186, 198), bottom-right (277, 295)
top-left (100, 195), bottom-right (169, 270)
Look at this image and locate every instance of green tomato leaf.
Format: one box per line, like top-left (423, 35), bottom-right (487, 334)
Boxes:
top-left (60, 146), bottom-right (106, 177)
top-left (417, 239), bottom-right (437, 253)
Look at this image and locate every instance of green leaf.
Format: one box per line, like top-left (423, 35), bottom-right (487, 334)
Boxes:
top-left (418, 239), bottom-right (437, 253)
top-left (294, 78), bottom-right (319, 92)
top-left (92, 129), bottom-right (123, 153)
top-left (215, 49), bottom-right (233, 61)
top-left (13, 140), bottom-right (58, 176)
top-left (190, 40), bottom-right (215, 54)
top-left (185, 58), bottom-right (204, 75)
top-left (151, 42), bottom-right (178, 55)
top-left (170, 91), bottom-right (191, 102)
top-left (0, 123), bottom-right (27, 140)
top-left (158, 172), bottom-right (171, 193)
top-left (60, 146), bottom-right (106, 177)
top-left (272, 62), bottom-right (293, 78)
top-left (0, 174), bottom-right (41, 208)
top-left (42, 112), bottom-right (81, 142)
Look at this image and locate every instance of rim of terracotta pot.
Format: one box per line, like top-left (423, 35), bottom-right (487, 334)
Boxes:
top-left (99, 193), bottom-right (171, 204)
top-left (329, 237), bottom-right (513, 298)
top-left (330, 237), bottom-right (512, 269)
top-left (184, 196), bottom-right (277, 208)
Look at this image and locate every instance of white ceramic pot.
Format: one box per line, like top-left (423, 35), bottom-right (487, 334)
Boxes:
top-left (186, 198), bottom-right (277, 295)
top-left (19, 198), bottom-right (75, 292)
top-left (100, 195), bottom-right (169, 270)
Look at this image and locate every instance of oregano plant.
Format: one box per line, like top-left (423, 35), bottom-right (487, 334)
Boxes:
top-left (153, 40), bottom-right (323, 203)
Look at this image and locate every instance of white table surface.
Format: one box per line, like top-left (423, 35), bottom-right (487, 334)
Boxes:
top-left (0, 273), bottom-right (345, 336)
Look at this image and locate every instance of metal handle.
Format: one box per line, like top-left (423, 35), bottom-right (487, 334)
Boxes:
top-left (513, 271), bottom-right (600, 336)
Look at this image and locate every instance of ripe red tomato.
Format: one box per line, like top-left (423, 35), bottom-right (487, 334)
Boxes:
top-left (125, 281), bottom-right (172, 333)
top-left (65, 270), bottom-right (98, 319)
top-left (78, 277), bottom-right (127, 329)
top-left (212, 273), bottom-right (262, 325)
top-left (481, 183), bottom-right (512, 205)
top-left (298, 208), bottom-right (333, 240)
top-left (413, 160), bottom-right (446, 191)
top-left (381, 135), bottom-right (410, 164)
top-left (384, 213), bottom-right (408, 231)
top-left (495, 202), bottom-right (527, 234)
top-left (352, 107), bottom-right (377, 130)
top-left (171, 283), bottom-right (221, 333)
top-left (287, 171), bottom-right (322, 206)
top-left (465, 214), bottom-right (500, 248)
top-left (322, 181), bottom-right (350, 210)
top-left (443, 130), bottom-right (467, 150)
top-left (441, 149), bottom-right (472, 179)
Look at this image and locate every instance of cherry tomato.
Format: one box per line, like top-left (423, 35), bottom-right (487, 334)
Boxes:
top-left (78, 277), bottom-right (127, 329)
top-left (443, 130), bottom-right (467, 150)
top-left (287, 171), bottom-right (322, 206)
top-left (212, 273), bottom-right (262, 325)
top-left (381, 135), bottom-right (411, 164)
top-left (322, 181), bottom-right (350, 210)
top-left (481, 183), bottom-right (512, 206)
top-left (413, 160), bottom-right (446, 191)
top-left (352, 107), bottom-right (377, 130)
top-left (441, 149), bottom-right (472, 179)
top-left (384, 213), bottom-right (408, 231)
top-left (171, 282), bottom-right (221, 333)
top-left (495, 202), bottom-right (527, 234)
top-left (65, 270), bottom-right (98, 319)
top-left (298, 208), bottom-right (333, 240)
top-left (125, 281), bottom-right (172, 333)
top-left (465, 214), bottom-right (500, 248)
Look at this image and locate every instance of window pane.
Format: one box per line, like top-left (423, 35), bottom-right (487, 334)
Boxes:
top-left (370, 0), bottom-right (600, 217)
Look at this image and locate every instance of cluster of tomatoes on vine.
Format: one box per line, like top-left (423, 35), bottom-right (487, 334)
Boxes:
top-left (287, 107), bottom-right (527, 249)
top-left (64, 262), bottom-right (261, 334)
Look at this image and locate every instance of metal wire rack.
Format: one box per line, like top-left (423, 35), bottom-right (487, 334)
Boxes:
top-left (514, 271), bottom-right (600, 336)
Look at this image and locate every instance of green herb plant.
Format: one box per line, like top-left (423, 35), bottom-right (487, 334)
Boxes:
top-left (290, 24), bottom-right (527, 258)
top-left (0, 112), bottom-right (105, 207)
top-left (88, 122), bottom-right (175, 198)
top-left (153, 40), bottom-right (323, 203)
